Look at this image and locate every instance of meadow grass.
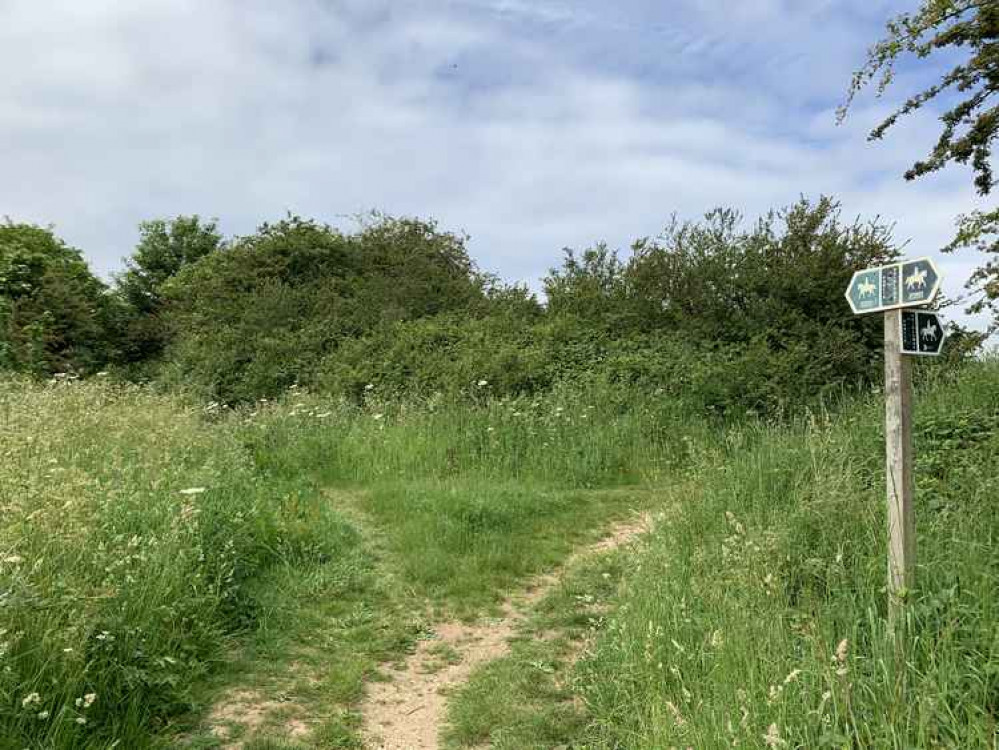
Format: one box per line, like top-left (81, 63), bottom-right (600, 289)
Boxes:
top-left (568, 361), bottom-right (999, 749)
top-left (2, 361), bottom-right (995, 749)
top-left (0, 376), bottom-right (708, 748)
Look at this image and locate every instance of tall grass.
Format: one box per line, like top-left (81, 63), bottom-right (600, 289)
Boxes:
top-left (0, 379), bottom-right (347, 749)
top-left (578, 360), bottom-right (999, 748)
top-left (0, 376), bottom-right (713, 746)
top-left (239, 383), bottom-right (712, 488)
top-left (3, 360), bottom-right (994, 748)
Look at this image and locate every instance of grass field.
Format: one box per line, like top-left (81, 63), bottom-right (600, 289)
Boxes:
top-left (1, 361), bottom-right (997, 748)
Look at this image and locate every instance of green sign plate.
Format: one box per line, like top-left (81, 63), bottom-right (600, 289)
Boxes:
top-left (845, 257), bottom-right (941, 315)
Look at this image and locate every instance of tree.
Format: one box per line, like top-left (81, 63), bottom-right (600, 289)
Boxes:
top-left (840, 0), bottom-right (999, 327)
top-left (0, 221), bottom-right (112, 375)
top-left (115, 216), bottom-right (223, 363)
top-left (159, 214), bottom-right (489, 403)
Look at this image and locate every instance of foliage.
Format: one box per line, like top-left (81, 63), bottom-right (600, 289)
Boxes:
top-left (159, 214), bottom-right (490, 403)
top-left (289, 198), bottom-right (913, 416)
top-left (0, 221), bottom-right (113, 375)
top-left (537, 197), bottom-right (898, 414)
top-left (114, 216), bottom-right (223, 364)
top-left (3, 355), bottom-right (996, 748)
top-left (841, 0), bottom-right (999, 326)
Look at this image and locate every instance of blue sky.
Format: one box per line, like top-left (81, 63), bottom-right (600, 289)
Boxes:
top-left (1, 0), bottom-right (992, 330)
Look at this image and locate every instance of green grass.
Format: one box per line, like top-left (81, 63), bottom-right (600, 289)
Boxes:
top-left (2, 360), bottom-right (996, 749)
top-left (444, 533), bottom-right (649, 749)
top-left (556, 361), bottom-right (997, 749)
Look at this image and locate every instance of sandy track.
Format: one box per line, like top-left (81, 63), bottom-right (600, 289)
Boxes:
top-left (361, 513), bottom-right (653, 750)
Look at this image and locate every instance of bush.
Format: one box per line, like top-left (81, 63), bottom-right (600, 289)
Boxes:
top-left (158, 215), bottom-right (490, 403)
top-left (0, 222), bottom-right (115, 376)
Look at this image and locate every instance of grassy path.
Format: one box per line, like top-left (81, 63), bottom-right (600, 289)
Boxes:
top-left (361, 513), bottom-right (653, 749)
top-left (182, 485), bottom-right (667, 749)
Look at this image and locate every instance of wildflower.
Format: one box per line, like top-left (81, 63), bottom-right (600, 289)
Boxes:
top-left (763, 723), bottom-right (785, 747)
top-left (178, 487), bottom-right (206, 495)
top-left (75, 717), bottom-right (87, 725)
top-left (834, 638), bottom-right (849, 676)
top-left (373, 413), bottom-right (384, 420)
top-left (22, 692), bottom-right (40, 707)
top-left (476, 379), bottom-right (488, 387)
top-left (665, 700), bottom-right (686, 727)
top-left (783, 668), bottom-right (801, 685)
top-left (36, 711), bottom-right (49, 720)
top-left (364, 383), bottom-right (374, 391)
top-left (83, 693), bottom-right (97, 708)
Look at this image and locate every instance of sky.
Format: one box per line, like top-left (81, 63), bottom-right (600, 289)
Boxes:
top-left (1, 0), bottom-right (993, 331)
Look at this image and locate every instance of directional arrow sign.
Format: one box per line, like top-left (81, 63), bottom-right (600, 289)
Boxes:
top-left (900, 310), bottom-right (946, 356)
top-left (845, 257), bottom-right (942, 315)
top-left (900, 258), bottom-right (940, 306)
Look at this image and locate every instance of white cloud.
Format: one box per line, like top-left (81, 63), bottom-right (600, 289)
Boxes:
top-left (0, 0), bottom-right (991, 334)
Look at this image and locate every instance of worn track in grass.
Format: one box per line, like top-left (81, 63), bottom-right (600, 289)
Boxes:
top-left (360, 513), bottom-right (653, 750)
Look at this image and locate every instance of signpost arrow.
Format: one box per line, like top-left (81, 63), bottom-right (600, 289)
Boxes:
top-left (844, 257), bottom-right (946, 630)
top-left (900, 258), bottom-right (940, 307)
top-left (900, 310), bottom-right (946, 356)
top-left (845, 257), bottom-right (941, 315)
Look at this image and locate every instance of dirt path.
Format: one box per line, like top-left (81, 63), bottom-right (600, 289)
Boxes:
top-left (360, 513), bottom-right (653, 750)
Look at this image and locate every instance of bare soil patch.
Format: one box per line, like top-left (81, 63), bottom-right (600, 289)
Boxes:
top-left (361, 512), bottom-right (653, 750)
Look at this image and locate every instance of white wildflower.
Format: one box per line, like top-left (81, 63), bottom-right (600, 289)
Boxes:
top-left (22, 692), bottom-right (40, 707)
top-left (835, 639), bottom-right (849, 664)
top-left (476, 379), bottom-right (488, 387)
top-left (665, 700), bottom-right (686, 727)
top-left (763, 723), bottom-right (785, 747)
top-left (36, 711), bottom-right (49, 720)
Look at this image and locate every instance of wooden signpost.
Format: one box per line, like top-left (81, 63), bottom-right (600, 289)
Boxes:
top-left (845, 258), bottom-right (945, 623)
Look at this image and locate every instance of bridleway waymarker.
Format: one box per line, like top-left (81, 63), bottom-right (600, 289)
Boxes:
top-left (845, 257), bottom-right (941, 315)
top-left (844, 257), bottom-right (947, 629)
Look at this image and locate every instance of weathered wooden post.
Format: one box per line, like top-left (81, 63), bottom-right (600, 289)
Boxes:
top-left (845, 258), bottom-right (944, 622)
top-left (883, 308), bottom-right (915, 616)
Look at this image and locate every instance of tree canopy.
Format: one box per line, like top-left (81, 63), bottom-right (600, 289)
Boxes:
top-left (0, 221), bottom-right (113, 375)
top-left (115, 216), bottom-right (224, 364)
top-left (841, 0), bottom-right (999, 325)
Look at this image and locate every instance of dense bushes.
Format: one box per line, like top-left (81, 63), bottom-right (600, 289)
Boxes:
top-left (314, 198), bottom-right (898, 414)
top-left (0, 222), bottom-right (116, 376)
top-left (4, 198), bottom-right (972, 414)
top-left (157, 214), bottom-right (495, 403)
